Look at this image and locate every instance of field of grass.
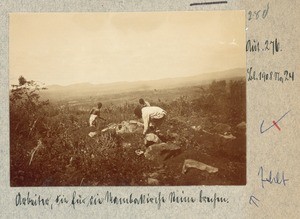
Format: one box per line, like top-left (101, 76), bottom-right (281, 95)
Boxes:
top-left (10, 78), bottom-right (246, 186)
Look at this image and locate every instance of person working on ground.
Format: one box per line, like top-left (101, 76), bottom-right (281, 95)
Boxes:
top-left (89, 102), bottom-right (105, 127)
top-left (134, 105), bottom-right (167, 135)
top-left (139, 98), bottom-right (150, 107)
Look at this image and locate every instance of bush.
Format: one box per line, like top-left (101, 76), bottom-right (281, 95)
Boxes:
top-left (192, 79), bottom-right (245, 124)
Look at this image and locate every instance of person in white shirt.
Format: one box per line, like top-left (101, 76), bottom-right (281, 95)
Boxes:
top-left (134, 106), bottom-right (167, 135)
top-left (139, 98), bottom-right (150, 107)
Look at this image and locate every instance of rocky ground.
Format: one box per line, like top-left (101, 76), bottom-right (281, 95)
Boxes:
top-left (90, 116), bottom-right (246, 186)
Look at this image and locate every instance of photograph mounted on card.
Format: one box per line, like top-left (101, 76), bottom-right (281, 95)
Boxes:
top-left (9, 11), bottom-right (246, 186)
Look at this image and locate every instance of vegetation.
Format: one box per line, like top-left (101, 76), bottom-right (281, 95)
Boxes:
top-left (10, 76), bottom-right (246, 186)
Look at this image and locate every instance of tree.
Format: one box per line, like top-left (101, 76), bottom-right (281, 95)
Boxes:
top-left (18, 75), bottom-right (27, 86)
top-left (10, 76), bottom-right (49, 139)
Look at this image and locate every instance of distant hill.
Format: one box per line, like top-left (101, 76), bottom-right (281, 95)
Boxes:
top-left (42, 68), bottom-right (245, 100)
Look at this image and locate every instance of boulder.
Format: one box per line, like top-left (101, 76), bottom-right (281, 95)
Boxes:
top-left (144, 142), bottom-right (181, 162)
top-left (191, 125), bottom-right (202, 131)
top-left (149, 172), bottom-right (160, 179)
top-left (116, 120), bottom-right (143, 134)
top-left (214, 123), bottom-right (231, 134)
top-left (88, 132), bottom-right (97, 137)
top-left (147, 178), bottom-right (159, 185)
top-left (144, 133), bottom-right (161, 146)
top-left (182, 159), bottom-right (218, 174)
top-left (217, 133), bottom-right (236, 145)
top-left (135, 149), bottom-right (144, 156)
top-left (101, 120), bottom-right (143, 134)
top-left (218, 133), bottom-right (236, 140)
top-left (236, 121), bottom-right (246, 130)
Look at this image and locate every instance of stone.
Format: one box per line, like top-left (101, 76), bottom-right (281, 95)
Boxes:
top-left (218, 133), bottom-right (236, 140)
top-left (144, 142), bottom-right (181, 161)
top-left (122, 142), bottom-right (132, 148)
top-left (147, 178), bottom-right (159, 185)
top-left (202, 129), bottom-right (213, 135)
top-left (144, 133), bottom-right (161, 146)
top-left (236, 121), bottom-right (246, 130)
top-left (214, 123), bottom-right (231, 134)
top-left (88, 132), bottom-right (97, 137)
top-left (191, 125), bottom-right (202, 131)
top-left (182, 159), bottom-right (218, 174)
top-left (101, 120), bottom-right (144, 134)
top-left (216, 133), bottom-right (237, 145)
top-left (135, 149), bottom-right (144, 156)
top-left (149, 172), bottom-right (160, 179)
top-left (169, 132), bottom-right (179, 138)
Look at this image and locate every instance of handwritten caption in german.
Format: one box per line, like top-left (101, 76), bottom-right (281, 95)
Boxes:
top-left (15, 190), bottom-right (229, 210)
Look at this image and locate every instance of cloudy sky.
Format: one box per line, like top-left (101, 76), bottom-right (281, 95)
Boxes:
top-left (10, 11), bottom-right (245, 86)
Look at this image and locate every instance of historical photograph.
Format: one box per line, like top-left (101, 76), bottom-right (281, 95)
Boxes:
top-left (9, 11), bottom-right (246, 186)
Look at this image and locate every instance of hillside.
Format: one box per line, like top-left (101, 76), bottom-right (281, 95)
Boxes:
top-left (41, 68), bottom-right (245, 100)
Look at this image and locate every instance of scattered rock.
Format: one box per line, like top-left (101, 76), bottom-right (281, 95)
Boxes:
top-left (214, 123), bottom-right (231, 134)
top-left (88, 132), bottom-right (97, 137)
top-left (122, 142), bottom-right (132, 148)
top-left (202, 129), bottom-right (213, 135)
top-left (191, 125), bottom-right (202, 131)
top-left (218, 133), bottom-right (236, 140)
top-left (147, 178), bottom-right (159, 185)
top-left (144, 142), bottom-right (181, 162)
top-left (236, 122), bottom-right (247, 134)
top-left (117, 120), bottom-right (144, 134)
top-left (155, 164), bottom-right (165, 170)
top-left (182, 159), bottom-right (218, 174)
top-left (135, 149), bottom-right (144, 156)
top-left (236, 121), bottom-right (246, 130)
top-left (101, 120), bottom-right (143, 134)
top-left (149, 172), bottom-right (160, 179)
top-left (216, 133), bottom-right (237, 146)
top-left (144, 133), bottom-right (161, 146)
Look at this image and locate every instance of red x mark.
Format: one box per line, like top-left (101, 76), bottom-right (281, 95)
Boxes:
top-left (272, 121), bottom-right (281, 131)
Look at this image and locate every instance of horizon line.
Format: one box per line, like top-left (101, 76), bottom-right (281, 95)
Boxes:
top-left (42, 67), bottom-right (246, 87)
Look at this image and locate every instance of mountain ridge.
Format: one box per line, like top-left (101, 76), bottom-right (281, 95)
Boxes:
top-left (42, 68), bottom-right (245, 100)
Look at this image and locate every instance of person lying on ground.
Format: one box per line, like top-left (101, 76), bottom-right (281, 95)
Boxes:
top-left (89, 102), bottom-right (106, 127)
top-left (139, 98), bottom-right (150, 107)
top-left (134, 105), bottom-right (167, 135)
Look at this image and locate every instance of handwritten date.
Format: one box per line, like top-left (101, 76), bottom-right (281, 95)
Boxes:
top-left (247, 67), bottom-right (295, 83)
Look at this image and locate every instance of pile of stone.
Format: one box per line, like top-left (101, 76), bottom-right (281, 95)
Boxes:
top-left (102, 120), bottom-right (144, 134)
top-left (89, 120), bottom-right (144, 137)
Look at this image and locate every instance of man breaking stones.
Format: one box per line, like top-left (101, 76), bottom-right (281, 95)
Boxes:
top-left (134, 105), bottom-right (167, 135)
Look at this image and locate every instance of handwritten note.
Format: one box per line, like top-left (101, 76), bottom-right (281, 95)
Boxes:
top-left (245, 1), bottom-right (297, 213)
top-left (15, 190), bottom-right (229, 210)
top-left (258, 167), bottom-right (289, 189)
top-left (246, 2), bottom-right (296, 85)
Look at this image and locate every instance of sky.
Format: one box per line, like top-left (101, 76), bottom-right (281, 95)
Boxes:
top-left (9, 11), bottom-right (245, 86)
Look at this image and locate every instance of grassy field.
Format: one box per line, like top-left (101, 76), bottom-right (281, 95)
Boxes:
top-left (10, 78), bottom-right (246, 186)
